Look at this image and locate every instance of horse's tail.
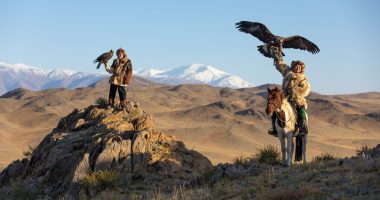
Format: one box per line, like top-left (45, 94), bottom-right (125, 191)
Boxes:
top-left (295, 136), bottom-right (303, 161)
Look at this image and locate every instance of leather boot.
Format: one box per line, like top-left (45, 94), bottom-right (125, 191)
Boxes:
top-left (268, 114), bottom-right (278, 137)
top-left (120, 99), bottom-right (126, 110)
top-left (107, 98), bottom-right (114, 109)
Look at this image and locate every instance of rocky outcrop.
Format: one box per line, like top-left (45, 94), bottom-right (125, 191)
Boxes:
top-left (0, 102), bottom-right (212, 198)
top-left (210, 161), bottom-right (268, 184)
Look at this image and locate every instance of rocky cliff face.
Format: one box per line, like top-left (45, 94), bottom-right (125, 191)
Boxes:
top-left (0, 102), bottom-right (212, 198)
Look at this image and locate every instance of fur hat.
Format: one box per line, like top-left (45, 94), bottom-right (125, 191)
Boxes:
top-left (116, 48), bottom-right (127, 58)
top-left (291, 60), bottom-right (306, 74)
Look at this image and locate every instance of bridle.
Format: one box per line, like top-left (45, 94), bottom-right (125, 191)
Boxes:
top-left (268, 100), bottom-right (293, 123)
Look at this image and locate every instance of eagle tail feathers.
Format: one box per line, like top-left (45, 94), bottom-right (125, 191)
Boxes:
top-left (96, 62), bottom-right (102, 69)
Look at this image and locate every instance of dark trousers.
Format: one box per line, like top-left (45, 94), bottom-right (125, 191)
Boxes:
top-left (109, 84), bottom-right (126, 101)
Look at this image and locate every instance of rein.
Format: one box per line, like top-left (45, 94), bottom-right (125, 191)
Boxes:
top-left (269, 101), bottom-right (294, 123)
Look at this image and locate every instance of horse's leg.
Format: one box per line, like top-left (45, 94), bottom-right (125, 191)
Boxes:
top-left (278, 131), bottom-right (286, 165)
top-left (302, 135), bottom-right (308, 164)
top-left (291, 135), bottom-right (294, 162)
top-left (287, 132), bottom-right (294, 166)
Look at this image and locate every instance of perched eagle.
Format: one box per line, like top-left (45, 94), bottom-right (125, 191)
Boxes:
top-left (94, 49), bottom-right (114, 69)
top-left (235, 21), bottom-right (320, 58)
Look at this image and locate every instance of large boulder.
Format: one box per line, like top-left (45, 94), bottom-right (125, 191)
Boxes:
top-left (0, 102), bottom-right (212, 198)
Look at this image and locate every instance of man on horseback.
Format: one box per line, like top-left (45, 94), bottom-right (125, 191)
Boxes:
top-left (268, 47), bottom-right (311, 137)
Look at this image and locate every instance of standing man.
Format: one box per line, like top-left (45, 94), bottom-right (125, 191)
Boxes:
top-left (268, 46), bottom-right (311, 136)
top-left (105, 48), bottom-right (133, 109)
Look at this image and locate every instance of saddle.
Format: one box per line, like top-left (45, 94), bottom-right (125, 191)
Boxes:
top-left (283, 100), bottom-right (308, 136)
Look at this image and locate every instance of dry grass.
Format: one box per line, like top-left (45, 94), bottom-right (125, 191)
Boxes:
top-left (81, 170), bottom-right (120, 191)
top-left (10, 182), bottom-right (37, 200)
top-left (258, 187), bottom-right (308, 200)
top-left (232, 145), bottom-right (281, 167)
top-left (82, 189), bottom-right (125, 200)
top-left (311, 152), bottom-right (338, 163)
top-left (356, 144), bottom-right (379, 159)
top-left (254, 145), bottom-right (281, 165)
top-left (22, 145), bottom-right (35, 160)
top-left (33, 153), bottom-right (380, 199)
top-left (232, 154), bottom-right (251, 167)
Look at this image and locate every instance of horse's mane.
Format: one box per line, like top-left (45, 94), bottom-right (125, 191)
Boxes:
top-left (268, 87), bottom-right (285, 106)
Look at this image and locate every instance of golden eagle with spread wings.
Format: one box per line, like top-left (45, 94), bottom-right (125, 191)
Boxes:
top-left (235, 21), bottom-right (320, 58)
top-left (94, 49), bottom-right (114, 69)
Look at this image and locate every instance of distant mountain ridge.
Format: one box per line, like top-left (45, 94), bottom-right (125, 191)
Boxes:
top-left (135, 64), bottom-right (254, 89)
top-left (0, 61), bottom-right (254, 95)
top-left (0, 61), bottom-right (108, 95)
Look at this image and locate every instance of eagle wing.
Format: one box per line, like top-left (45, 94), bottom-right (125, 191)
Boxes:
top-left (235, 21), bottom-right (276, 43)
top-left (103, 52), bottom-right (113, 62)
top-left (283, 36), bottom-right (320, 54)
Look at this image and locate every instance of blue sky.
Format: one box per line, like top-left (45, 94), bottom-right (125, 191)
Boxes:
top-left (1, 0), bottom-right (379, 94)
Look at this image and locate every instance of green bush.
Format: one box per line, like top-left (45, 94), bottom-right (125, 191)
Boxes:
top-left (81, 170), bottom-right (119, 191)
top-left (95, 97), bottom-right (108, 108)
top-left (254, 145), bottom-right (281, 165)
top-left (312, 153), bottom-right (337, 162)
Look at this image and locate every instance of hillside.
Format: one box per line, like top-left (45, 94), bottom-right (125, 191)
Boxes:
top-left (0, 102), bottom-right (379, 199)
top-left (0, 77), bottom-right (379, 168)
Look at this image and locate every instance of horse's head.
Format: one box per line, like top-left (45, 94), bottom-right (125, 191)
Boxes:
top-left (266, 87), bottom-right (285, 116)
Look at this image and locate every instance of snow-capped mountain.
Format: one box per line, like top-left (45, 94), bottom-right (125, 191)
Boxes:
top-left (0, 61), bottom-right (108, 95)
top-left (135, 64), bottom-right (254, 88)
top-left (0, 61), bottom-right (254, 95)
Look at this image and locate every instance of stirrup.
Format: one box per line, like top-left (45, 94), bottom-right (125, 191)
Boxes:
top-left (268, 129), bottom-right (278, 137)
top-left (293, 126), bottom-right (300, 137)
top-left (299, 126), bottom-right (309, 135)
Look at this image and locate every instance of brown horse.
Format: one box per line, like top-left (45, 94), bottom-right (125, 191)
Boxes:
top-left (266, 87), bottom-right (308, 166)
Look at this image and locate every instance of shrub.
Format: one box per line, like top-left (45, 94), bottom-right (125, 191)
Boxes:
top-left (356, 144), bottom-right (379, 159)
top-left (95, 97), bottom-right (108, 108)
top-left (22, 145), bottom-right (35, 160)
top-left (312, 153), bottom-right (337, 163)
top-left (232, 154), bottom-right (251, 167)
top-left (254, 145), bottom-right (281, 165)
top-left (81, 170), bottom-right (119, 191)
top-left (199, 167), bottom-right (216, 183)
top-left (11, 182), bottom-right (37, 200)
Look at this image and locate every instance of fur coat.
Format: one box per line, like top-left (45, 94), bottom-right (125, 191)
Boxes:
top-left (273, 49), bottom-right (311, 109)
top-left (105, 57), bottom-right (132, 86)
